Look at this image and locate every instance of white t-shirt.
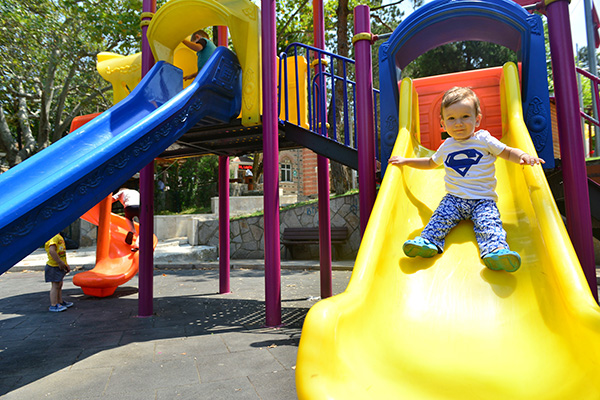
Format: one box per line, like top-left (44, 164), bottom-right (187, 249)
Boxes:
top-left (431, 130), bottom-right (506, 201)
top-left (112, 189), bottom-right (140, 208)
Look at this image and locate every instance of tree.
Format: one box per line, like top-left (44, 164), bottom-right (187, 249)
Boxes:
top-left (0, 0), bottom-right (143, 168)
top-left (328, 0), bottom-right (417, 194)
top-left (155, 156), bottom-right (219, 213)
top-left (401, 41), bottom-right (518, 79)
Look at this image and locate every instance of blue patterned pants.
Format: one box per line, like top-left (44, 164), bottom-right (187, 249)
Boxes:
top-left (421, 194), bottom-right (508, 258)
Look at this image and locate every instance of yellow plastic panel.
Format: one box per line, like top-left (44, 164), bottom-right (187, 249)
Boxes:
top-left (296, 62), bottom-right (600, 399)
top-left (96, 44), bottom-right (197, 103)
top-left (278, 56), bottom-right (309, 129)
top-left (173, 42), bottom-right (200, 89)
top-left (146, 0), bottom-right (260, 126)
top-left (96, 52), bottom-right (142, 104)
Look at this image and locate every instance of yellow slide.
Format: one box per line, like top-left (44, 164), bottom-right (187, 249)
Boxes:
top-left (296, 62), bottom-right (600, 399)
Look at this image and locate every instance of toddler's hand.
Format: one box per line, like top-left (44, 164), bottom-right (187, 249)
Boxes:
top-left (520, 154), bottom-right (545, 166)
top-left (59, 261), bottom-right (71, 273)
top-left (388, 156), bottom-right (406, 166)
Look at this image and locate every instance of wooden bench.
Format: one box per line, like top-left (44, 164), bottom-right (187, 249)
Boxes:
top-left (281, 227), bottom-right (349, 260)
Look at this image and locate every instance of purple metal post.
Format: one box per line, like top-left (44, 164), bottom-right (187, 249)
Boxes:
top-left (546, 0), bottom-right (598, 301)
top-left (353, 5), bottom-right (377, 236)
top-left (261, 0), bottom-right (282, 326)
top-left (218, 156), bottom-right (231, 294)
top-left (138, 0), bottom-right (157, 317)
top-left (313, 0), bottom-right (333, 299)
top-left (216, 28), bottom-right (231, 295)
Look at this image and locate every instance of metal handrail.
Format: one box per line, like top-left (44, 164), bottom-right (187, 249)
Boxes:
top-left (278, 42), bottom-right (380, 160)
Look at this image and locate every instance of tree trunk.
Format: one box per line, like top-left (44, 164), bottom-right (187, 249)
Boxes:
top-left (0, 104), bottom-right (21, 167)
top-left (251, 152), bottom-right (263, 185)
top-left (52, 59), bottom-right (78, 142)
top-left (38, 46), bottom-right (61, 149)
top-left (16, 83), bottom-right (37, 162)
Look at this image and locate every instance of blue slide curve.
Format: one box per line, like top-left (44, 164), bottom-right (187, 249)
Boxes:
top-left (0, 47), bottom-right (242, 274)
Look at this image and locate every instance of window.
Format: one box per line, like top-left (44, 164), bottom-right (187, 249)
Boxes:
top-left (280, 161), bottom-right (292, 182)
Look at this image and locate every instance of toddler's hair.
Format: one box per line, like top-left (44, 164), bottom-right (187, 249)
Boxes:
top-left (440, 87), bottom-right (481, 117)
top-left (193, 29), bottom-right (210, 40)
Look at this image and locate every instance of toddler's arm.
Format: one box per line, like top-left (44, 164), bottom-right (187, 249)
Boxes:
top-left (49, 245), bottom-right (70, 273)
top-left (388, 156), bottom-right (437, 169)
top-left (181, 39), bottom-right (204, 52)
top-left (499, 146), bottom-right (545, 166)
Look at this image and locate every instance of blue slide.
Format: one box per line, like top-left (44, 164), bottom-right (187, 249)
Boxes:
top-left (0, 47), bottom-right (242, 274)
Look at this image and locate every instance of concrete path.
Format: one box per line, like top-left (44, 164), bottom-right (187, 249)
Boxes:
top-left (0, 261), bottom-right (352, 399)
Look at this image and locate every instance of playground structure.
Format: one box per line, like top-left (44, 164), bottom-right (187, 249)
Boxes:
top-left (0, 47), bottom-right (243, 276)
top-left (74, 197), bottom-right (158, 297)
top-left (63, 113), bottom-right (159, 297)
top-left (0, 0), bottom-right (378, 305)
top-left (0, 0), bottom-right (599, 396)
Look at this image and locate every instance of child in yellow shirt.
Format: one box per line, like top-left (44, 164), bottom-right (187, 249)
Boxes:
top-left (45, 233), bottom-right (74, 312)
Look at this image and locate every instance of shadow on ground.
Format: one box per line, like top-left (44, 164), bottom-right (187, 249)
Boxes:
top-left (0, 268), bottom-right (317, 396)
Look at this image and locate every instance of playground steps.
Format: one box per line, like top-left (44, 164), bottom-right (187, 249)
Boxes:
top-left (159, 119), bottom-right (298, 159)
top-left (546, 167), bottom-right (600, 241)
top-left (159, 119), bottom-right (360, 171)
top-left (282, 122), bottom-right (358, 170)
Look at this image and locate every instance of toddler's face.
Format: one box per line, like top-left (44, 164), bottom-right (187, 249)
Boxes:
top-left (440, 99), bottom-right (481, 141)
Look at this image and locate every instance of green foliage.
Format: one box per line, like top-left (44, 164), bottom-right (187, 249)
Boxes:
top-left (0, 0), bottom-right (143, 165)
top-left (401, 41), bottom-right (518, 78)
top-left (275, 0), bottom-right (413, 54)
top-left (155, 156), bottom-right (219, 213)
top-left (574, 45), bottom-right (600, 114)
top-left (579, 78), bottom-right (592, 112)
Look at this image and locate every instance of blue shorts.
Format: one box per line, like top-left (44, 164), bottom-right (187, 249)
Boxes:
top-left (421, 194), bottom-right (509, 258)
top-left (45, 264), bottom-right (67, 283)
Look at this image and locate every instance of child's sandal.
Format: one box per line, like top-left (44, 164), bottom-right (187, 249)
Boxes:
top-left (403, 236), bottom-right (439, 258)
top-left (125, 231), bottom-right (134, 245)
top-left (483, 249), bottom-right (521, 272)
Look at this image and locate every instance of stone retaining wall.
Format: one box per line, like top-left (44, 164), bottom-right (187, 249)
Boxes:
top-left (77, 193), bottom-right (361, 260)
top-left (196, 193), bottom-right (361, 260)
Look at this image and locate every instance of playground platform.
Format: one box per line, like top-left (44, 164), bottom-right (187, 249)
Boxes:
top-left (0, 246), bottom-right (353, 399)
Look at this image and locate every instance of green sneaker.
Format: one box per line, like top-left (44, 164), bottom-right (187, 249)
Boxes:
top-left (403, 236), bottom-right (439, 258)
top-left (483, 249), bottom-right (521, 272)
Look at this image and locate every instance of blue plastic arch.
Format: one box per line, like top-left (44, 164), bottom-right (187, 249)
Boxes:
top-left (379, 0), bottom-right (554, 175)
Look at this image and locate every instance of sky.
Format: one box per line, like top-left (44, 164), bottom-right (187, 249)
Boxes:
top-left (569, 0), bottom-right (595, 52)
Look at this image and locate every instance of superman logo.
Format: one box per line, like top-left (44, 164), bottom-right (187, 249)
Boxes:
top-left (444, 149), bottom-right (483, 177)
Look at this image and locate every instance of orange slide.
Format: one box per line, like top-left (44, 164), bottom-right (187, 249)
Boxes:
top-left (73, 195), bottom-right (157, 297)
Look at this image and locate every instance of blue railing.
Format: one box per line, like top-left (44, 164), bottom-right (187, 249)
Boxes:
top-left (278, 43), bottom-right (380, 160)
